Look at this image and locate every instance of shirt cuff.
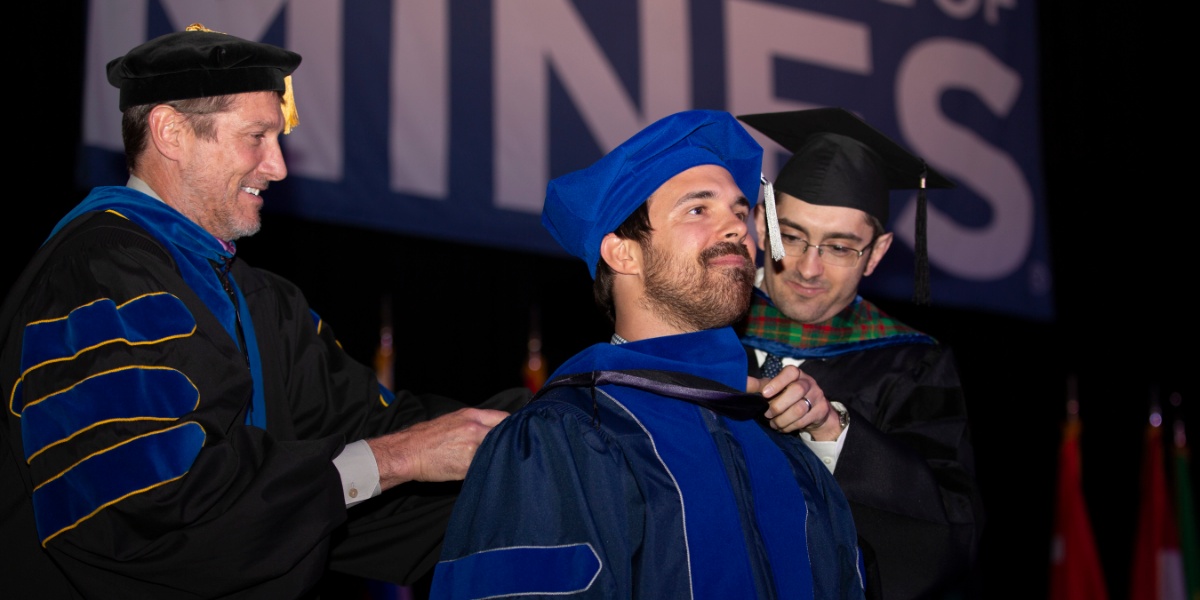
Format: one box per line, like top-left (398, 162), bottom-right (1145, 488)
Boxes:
top-left (333, 439), bottom-right (382, 507)
top-left (799, 401), bottom-right (849, 474)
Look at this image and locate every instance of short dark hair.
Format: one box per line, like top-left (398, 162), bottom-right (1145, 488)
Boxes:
top-left (863, 212), bottom-right (885, 239)
top-left (593, 202), bottom-right (653, 322)
top-left (120, 93), bottom-right (246, 173)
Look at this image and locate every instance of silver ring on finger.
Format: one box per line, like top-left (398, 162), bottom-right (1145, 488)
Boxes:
top-left (802, 397), bottom-right (813, 411)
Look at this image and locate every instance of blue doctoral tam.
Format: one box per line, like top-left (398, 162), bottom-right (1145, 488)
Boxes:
top-left (542, 109), bottom-right (763, 278)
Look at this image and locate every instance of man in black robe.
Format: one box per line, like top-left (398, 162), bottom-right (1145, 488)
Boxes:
top-left (0, 25), bottom-right (522, 599)
top-left (736, 108), bottom-right (985, 600)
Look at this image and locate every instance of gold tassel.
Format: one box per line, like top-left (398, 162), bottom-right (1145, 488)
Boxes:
top-left (281, 75), bottom-right (299, 134)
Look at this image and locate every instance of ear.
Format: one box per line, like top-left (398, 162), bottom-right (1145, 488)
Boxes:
top-left (862, 232), bottom-right (893, 276)
top-left (753, 204), bottom-right (768, 253)
top-left (147, 104), bottom-right (188, 162)
top-left (599, 232), bottom-right (642, 276)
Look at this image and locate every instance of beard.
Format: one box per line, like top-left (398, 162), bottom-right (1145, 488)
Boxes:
top-left (215, 194), bottom-right (262, 241)
top-left (176, 162), bottom-right (264, 242)
top-left (641, 240), bottom-right (755, 332)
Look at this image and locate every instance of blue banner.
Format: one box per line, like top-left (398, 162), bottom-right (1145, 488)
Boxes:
top-left (81, 0), bottom-right (1050, 319)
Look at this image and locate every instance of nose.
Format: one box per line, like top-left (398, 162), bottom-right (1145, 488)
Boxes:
top-left (720, 207), bottom-right (749, 243)
top-left (260, 137), bottom-right (288, 182)
top-left (795, 241), bottom-right (824, 279)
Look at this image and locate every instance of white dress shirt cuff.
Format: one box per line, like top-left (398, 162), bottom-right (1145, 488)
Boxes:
top-left (333, 439), bottom-right (382, 507)
top-left (799, 401), bottom-right (849, 474)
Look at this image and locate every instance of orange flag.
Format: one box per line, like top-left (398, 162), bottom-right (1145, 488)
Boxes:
top-left (522, 306), bottom-right (548, 393)
top-left (1049, 400), bottom-right (1109, 600)
top-left (374, 295), bottom-right (394, 392)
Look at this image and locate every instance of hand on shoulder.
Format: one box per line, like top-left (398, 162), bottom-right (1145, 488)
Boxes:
top-left (368, 407), bottom-right (509, 490)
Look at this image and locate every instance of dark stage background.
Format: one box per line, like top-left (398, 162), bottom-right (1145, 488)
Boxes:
top-left (13, 4), bottom-right (1193, 598)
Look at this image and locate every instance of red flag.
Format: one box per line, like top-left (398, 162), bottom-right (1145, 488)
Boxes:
top-left (1049, 415), bottom-right (1109, 600)
top-left (1130, 411), bottom-right (1187, 600)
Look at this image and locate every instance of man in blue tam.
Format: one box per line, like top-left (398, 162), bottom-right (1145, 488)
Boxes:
top-left (430, 110), bottom-right (865, 599)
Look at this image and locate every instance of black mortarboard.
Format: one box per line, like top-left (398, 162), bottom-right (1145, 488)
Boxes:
top-left (106, 23), bottom-right (301, 133)
top-left (737, 107), bottom-right (956, 304)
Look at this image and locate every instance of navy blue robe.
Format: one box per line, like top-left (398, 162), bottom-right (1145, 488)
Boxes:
top-left (431, 327), bottom-right (864, 599)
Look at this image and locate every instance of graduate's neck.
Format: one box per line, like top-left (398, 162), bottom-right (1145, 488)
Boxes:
top-left (611, 293), bottom-right (704, 342)
top-left (612, 314), bottom-right (697, 343)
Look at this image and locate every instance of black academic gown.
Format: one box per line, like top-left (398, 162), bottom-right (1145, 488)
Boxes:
top-left (747, 341), bottom-right (983, 600)
top-left (0, 187), bottom-right (526, 599)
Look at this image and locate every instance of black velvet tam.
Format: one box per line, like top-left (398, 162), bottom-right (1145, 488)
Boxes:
top-left (738, 108), bottom-right (954, 224)
top-left (106, 28), bottom-right (301, 111)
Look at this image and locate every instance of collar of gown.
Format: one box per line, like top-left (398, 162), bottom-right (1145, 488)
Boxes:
top-left (549, 327), bottom-right (747, 392)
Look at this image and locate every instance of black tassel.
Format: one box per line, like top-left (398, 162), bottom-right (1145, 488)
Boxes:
top-left (913, 163), bottom-right (931, 306)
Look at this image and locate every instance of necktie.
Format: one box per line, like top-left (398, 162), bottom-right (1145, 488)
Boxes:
top-left (760, 353), bottom-right (784, 379)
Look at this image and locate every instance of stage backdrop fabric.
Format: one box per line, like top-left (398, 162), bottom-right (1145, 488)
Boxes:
top-left (80, 0), bottom-right (1050, 319)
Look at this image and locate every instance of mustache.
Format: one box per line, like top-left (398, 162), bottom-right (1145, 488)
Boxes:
top-left (701, 241), bottom-right (752, 265)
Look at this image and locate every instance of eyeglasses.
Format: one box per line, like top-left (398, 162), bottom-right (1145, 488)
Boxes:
top-left (782, 235), bottom-right (874, 267)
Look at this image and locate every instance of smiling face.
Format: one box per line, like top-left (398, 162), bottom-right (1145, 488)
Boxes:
top-left (637, 164), bottom-right (757, 332)
top-left (174, 91), bottom-right (288, 241)
top-left (756, 192), bottom-right (893, 325)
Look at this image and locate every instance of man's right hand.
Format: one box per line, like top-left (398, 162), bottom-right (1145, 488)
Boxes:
top-left (751, 365), bottom-right (843, 441)
top-left (367, 407), bottom-right (509, 491)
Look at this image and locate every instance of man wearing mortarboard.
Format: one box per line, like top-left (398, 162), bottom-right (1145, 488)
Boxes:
top-left (0, 25), bottom-right (522, 598)
top-left (737, 108), bottom-right (984, 600)
top-left (429, 110), bottom-right (866, 599)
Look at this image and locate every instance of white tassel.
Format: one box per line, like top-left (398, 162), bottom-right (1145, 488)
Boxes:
top-left (761, 174), bottom-right (785, 261)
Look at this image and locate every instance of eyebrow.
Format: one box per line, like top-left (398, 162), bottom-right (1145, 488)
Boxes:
top-left (776, 217), bottom-right (866, 243)
top-left (673, 190), bottom-right (751, 210)
top-left (240, 116), bottom-right (284, 132)
top-left (673, 189), bottom-right (715, 208)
